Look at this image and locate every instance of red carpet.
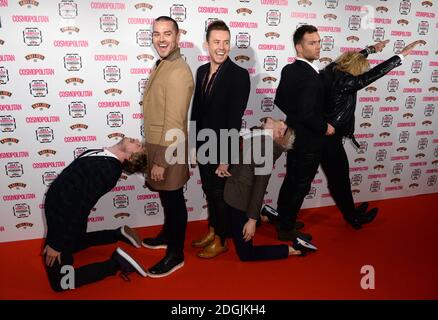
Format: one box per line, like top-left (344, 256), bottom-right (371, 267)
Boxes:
top-left (1, 193), bottom-right (437, 300)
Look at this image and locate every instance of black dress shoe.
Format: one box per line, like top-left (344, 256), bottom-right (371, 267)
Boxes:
top-left (359, 208), bottom-right (378, 224)
top-left (356, 202), bottom-right (369, 214)
top-left (147, 252), bottom-right (184, 278)
top-left (343, 214), bottom-right (362, 230)
top-left (111, 247), bottom-right (147, 277)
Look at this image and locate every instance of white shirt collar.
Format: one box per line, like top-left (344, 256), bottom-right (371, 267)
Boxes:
top-left (296, 57), bottom-right (320, 74)
top-left (86, 148), bottom-right (118, 160)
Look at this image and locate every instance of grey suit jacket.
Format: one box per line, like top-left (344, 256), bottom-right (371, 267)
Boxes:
top-left (224, 129), bottom-right (286, 220)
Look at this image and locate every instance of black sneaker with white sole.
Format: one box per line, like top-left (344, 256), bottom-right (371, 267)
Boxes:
top-left (120, 225), bottom-right (142, 248)
top-left (292, 236), bottom-right (318, 256)
top-left (147, 252), bottom-right (184, 278)
top-left (111, 247), bottom-right (147, 277)
top-left (142, 236), bottom-right (168, 249)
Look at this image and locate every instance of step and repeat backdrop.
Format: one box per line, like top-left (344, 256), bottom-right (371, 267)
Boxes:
top-left (0, 0), bottom-right (437, 243)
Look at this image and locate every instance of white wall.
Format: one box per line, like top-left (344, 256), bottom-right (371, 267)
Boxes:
top-left (1, 0), bottom-right (437, 243)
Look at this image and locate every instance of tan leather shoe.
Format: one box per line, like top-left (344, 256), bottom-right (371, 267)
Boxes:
top-left (191, 226), bottom-right (215, 248)
top-left (197, 235), bottom-right (228, 259)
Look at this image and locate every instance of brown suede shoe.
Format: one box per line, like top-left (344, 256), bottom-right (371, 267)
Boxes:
top-left (197, 235), bottom-right (228, 259)
top-left (191, 226), bottom-right (215, 248)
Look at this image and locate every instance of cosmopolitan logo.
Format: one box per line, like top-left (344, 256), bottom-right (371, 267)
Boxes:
top-left (354, 133), bottom-right (374, 139)
top-left (0, 55), bottom-right (15, 62)
top-left (374, 142), bottom-right (393, 147)
top-left (0, 151), bottom-right (29, 159)
top-left (260, 0), bottom-right (288, 5)
top-left (111, 185), bottom-right (135, 192)
top-left (403, 88), bottom-right (422, 93)
top-left (388, 70), bottom-right (405, 76)
top-left (53, 40), bottom-right (88, 47)
top-left (416, 131), bottom-right (434, 136)
top-left (130, 68), bottom-right (152, 74)
top-left (385, 186), bottom-right (403, 192)
top-left (12, 15), bottom-right (49, 22)
top-left (369, 18), bottom-right (391, 24)
top-left (340, 47), bottom-right (362, 52)
top-left (258, 44), bottom-right (285, 50)
top-left (19, 68), bottom-right (54, 75)
top-left (59, 91), bottom-right (93, 97)
top-left (137, 194), bottom-right (159, 200)
top-left (391, 30), bottom-right (411, 37)
top-left (291, 12), bottom-right (317, 19)
top-left (318, 26), bottom-right (341, 32)
top-left (359, 97), bottom-right (379, 102)
top-left (3, 194), bottom-right (35, 201)
top-left (411, 50), bottom-right (429, 56)
top-left (256, 88), bottom-right (277, 94)
top-left (379, 107), bottom-right (399, 112)
top-left (391, 156), bottom-right (409, 161)
top-left (98, 101), bottom-right (130, 108)
top-left (88, 216), bottom-right (104, 223)
top-left (32, 161), bottom-right (65, 169)
top-left (90, 2), bottom-right (125, 9)
top-left (397, 122), bottom-right (416, 127)
top-left (198, 6), bottom-right (228, 14)
top-left (350, 167), bottom-right (368, 172)
top-left (179, 41), bottom-right (194, 48)
top-left (416, 12), bottom-right (435, 18)
top-left (127, 18), bottom-right (154, 25)
top-left (229, 21), bottom-right (258, 28)
top-left (64, 136), bottom-right (97, 143)
top-left (26, 116), bottom-right (60, 123)
top-left (344, 5), bottom-right (368, 12)
top-left (95, 54), bottom-right (127, 61)
top-left (410, 162), bottom-right (427, 167)
top-left (368, 174), bottom-right (387, 179)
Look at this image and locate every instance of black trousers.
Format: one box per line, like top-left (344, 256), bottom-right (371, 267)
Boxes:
top-left (320, 134), bottom-right (356, 216)
top-left (198, 163), bottom-right (230, 241)
top-left (44, 229), bottom-right (120, 292)
top-left (159, 187), bottom-right (188, 255)
top-left (277, 148), bottom-right (321, 231)
top-left (229, 205), bottom-right (289, 261)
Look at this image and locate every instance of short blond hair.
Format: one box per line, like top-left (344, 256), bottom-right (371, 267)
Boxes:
top-left (334, 52), bottom-right (370, 76)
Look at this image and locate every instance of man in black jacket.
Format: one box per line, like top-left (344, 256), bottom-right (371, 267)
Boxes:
top-left (190, 20), bottom-right (250, 258)
top-left (42, 137), bottom-right (148, 291)
top-left (320, 40), bottom-right (421, 229)
top-left (274, 25), bottom-right (335, 241)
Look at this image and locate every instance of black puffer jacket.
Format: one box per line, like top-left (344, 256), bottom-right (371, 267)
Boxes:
top-left (320, 51), bottom-right (402, 140)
